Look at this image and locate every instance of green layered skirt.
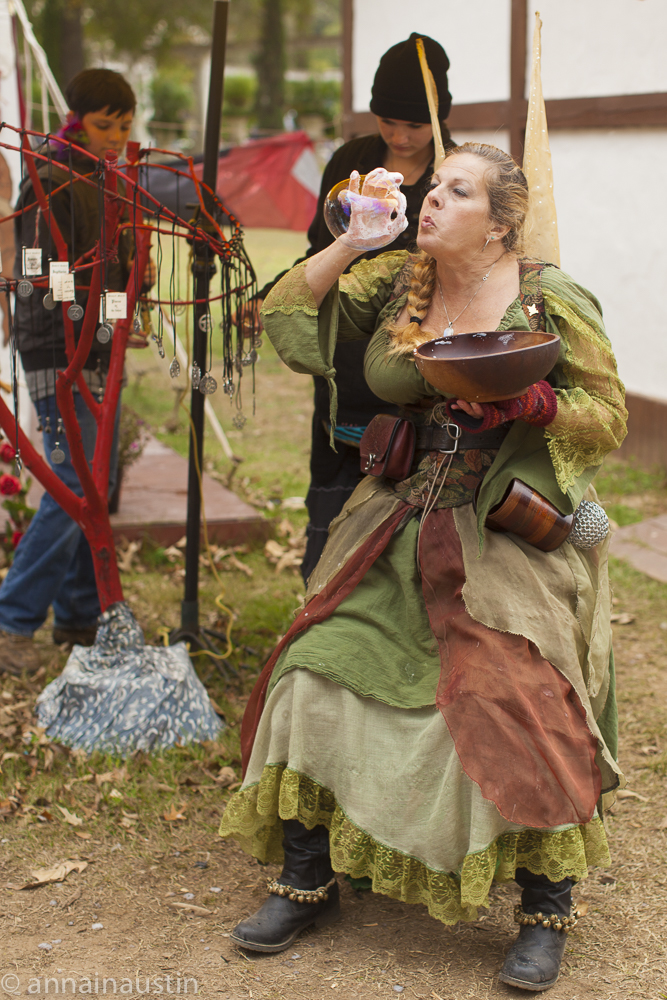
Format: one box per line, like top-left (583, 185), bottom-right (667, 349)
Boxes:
top-left (220, 509), bottom-right (613, 924)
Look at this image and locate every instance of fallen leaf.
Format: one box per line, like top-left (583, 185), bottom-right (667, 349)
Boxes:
top-left (599, 872), bottom-right (616, 885)
top-left (43, 748), bottom-right (55, 771)
top-left (167, 901), bottom-right (213, 916)
top-left (610, 612), bottom-right (635, 625)
top-left (122, 810), bottom-right (139, 820)
top-left (227, 554), bottom-right (253, 577)
top-left (163, 804), bottom-right (187, 822)
top-left (215, 767), bottom-right (238, 788)
top-left (116, 538), bottom-right (141, 573)
top-left (22, 860), bottom-right (88, 889)
top-left (58, 805), bottom-right (84, 827)
top-left (63, 775), bottom-right (94, 792)
top-left (1, 752), bottom-right (20, 762)
top-left (616, 789), bottom-right (650, 802)
top-left (62, 888), bottom-right (82, 907)
top-left (75, 832), bottom-right (92, 841)
top-left (120, 817), bottom-right (135, 829)
top-left (95, 767), bottom-right (127, 787)
top-left (575, 901), bottom-right (590, 917)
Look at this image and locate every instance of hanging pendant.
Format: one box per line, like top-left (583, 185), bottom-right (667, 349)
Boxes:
top-left (169, 357), bottom-right (181, 378)
top-left (155, 336), bottom-right (165, 359)
top-left (191, 362), bottom-right (201, 389)
top-left (198, 314), bottom-right (212, 333)
top-left (17, 280), bottom-right (34, 298)
top-left (50, 447), bottom-right (66, 465)
top-left (67, 303), bottom-right (84, 321)
top-left (199, 373), bottom-right (217, 395)
top-left (443, 326), bottom-right (454, 337)
top-left (132, 315), bottom-right (142, 333)
top-left (242, 349), bottom-right (258, 367)
top-left (96, 323), bottom-right (113, 344)
top-left (223, 378), bottom-right (235, 397)
top-left (232, 412), bottom-right (247, 430)
top-left (43, 292), bottom-right (56, 311)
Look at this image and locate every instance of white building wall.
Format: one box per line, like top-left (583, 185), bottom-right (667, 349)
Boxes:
top-left (352, 0), bottom-right (511, 111)
top-left (528, 0), bottom-right (667, 100)
top-left (351, 0), bottom-right (667, 402)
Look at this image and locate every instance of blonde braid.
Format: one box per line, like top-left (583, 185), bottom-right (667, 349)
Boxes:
top-left (387, 252), bottom-right (438, 356)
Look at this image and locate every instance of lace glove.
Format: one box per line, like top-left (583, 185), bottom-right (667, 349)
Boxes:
top-left (336, 168), bottom-right (408, 251)
top-left (445, 380), bottom-right (558, 433)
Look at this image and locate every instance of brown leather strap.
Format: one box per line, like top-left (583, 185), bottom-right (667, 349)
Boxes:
top-left (416, 423), bottom-right (510, 451)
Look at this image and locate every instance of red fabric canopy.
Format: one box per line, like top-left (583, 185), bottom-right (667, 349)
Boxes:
top-left (201, 131), bottom-right (320, 231)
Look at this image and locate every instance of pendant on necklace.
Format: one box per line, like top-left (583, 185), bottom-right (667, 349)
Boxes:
top-left (443, 326), bottom-right (454, 337)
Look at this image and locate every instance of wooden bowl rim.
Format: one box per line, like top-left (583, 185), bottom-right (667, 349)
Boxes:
top-left (414, 330), bottom-right (560, 363)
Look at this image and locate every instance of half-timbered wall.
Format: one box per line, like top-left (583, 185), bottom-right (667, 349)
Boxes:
top-left (344, 0), bottom-right (667, 462)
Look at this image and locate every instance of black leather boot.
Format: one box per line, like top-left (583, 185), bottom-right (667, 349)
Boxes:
top-left (499, 868), bottom-right (578, 992)
top-left (230, 819), bottom-right (340, 953)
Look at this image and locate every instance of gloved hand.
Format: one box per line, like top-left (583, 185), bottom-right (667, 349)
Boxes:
top-left (446, 380), bottom-right (558, 432)
top-left (337, 168), bottom-right (408, 251)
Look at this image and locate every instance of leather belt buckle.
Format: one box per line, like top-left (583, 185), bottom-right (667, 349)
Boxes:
top-left (438, 422), bottom-right (461, 454)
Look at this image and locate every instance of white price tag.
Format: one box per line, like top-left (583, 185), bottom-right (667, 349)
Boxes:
top-left (105, 292), bottom-right (127, 320)
top-left (49, 260), bottom-right (69, 289)
top-left (22, 248), bottom-right (42, 276)
top-left (53, 273), bottom-right (75, 302)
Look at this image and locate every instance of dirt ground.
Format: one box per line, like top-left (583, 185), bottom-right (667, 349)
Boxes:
top-left (1, 564), bottom-right (666, 1000)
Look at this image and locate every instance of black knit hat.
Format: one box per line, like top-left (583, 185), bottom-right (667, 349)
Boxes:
top-left (370, 32), bottom-right (451, 124)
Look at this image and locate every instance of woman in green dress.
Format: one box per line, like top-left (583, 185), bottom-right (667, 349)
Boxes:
top-left (220, 144), bottom-right (627, 992)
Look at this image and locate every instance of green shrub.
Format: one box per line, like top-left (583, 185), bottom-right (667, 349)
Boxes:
top-left (224, 75), bottom-right (257, 117)
top-left (285, 78), bottom-right (340, 122)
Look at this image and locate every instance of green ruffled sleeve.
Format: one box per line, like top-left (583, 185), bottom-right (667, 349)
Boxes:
top-left (474, 266), bottom-right (628, 546)
top-left (540, 267), bottom-right (628, 493)
top-left (261, 251), bottom-right (410, 446)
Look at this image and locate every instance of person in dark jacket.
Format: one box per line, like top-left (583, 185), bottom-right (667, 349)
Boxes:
top-left (256, 33), bottom-right (455, 582)
top-left (0, 69), bottom-right (142, 675)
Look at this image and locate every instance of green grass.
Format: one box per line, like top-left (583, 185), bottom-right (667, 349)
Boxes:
top-left (595, 458), bottom-right (666, 499)
top-left (605, 503), bottom-right (644, 527)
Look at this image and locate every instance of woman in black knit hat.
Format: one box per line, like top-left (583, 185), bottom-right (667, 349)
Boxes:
top-left (256, 33), bottom-right (455, 583)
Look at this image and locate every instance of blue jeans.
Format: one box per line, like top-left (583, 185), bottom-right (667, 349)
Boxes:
top-left (0, 393), bottom-right (119, 636)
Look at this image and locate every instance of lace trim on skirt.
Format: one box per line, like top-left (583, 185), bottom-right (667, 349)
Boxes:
top-left (219, 764), bottom-right (610, 925)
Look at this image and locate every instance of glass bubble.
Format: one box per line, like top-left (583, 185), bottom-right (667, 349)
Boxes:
top-left (323, 169), bottom-right (407, 251)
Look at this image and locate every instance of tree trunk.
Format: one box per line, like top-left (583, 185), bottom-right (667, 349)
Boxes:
top-left (254, 0), bottom-right (285, 130)
top-left (60, 0), bottom-right (85, 86)
top-left (39, 0), bottom-right (85, 93)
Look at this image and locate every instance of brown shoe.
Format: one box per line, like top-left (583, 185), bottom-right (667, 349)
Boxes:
top-left (53, 625), bottom-right (98, 648)
top-left (0, 629), bottom-right (41, 676)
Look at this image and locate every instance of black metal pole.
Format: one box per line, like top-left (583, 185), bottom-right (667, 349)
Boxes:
top-left (180, 0), bottom-right (229, 634)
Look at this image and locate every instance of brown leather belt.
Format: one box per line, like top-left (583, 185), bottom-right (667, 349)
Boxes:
top-left (416, 423), bottom-right (510, 451)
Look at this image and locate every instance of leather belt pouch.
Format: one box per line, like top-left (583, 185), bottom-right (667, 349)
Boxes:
top-left (360, 414), bottom-right (416, 480)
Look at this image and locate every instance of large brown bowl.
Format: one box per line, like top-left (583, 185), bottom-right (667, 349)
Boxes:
top-left (413, 330), bottom-right (561, 402)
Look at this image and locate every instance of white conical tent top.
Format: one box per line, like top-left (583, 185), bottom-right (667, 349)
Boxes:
top-left (523, 12), bottom-right (560, 267)
top-left (415, 37), bottom-right (447, 171)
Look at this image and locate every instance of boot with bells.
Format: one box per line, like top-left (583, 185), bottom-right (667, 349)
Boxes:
top-left (499, 868), bottom-right (577, 991)
top-left (230, 819), bottom-right (340, 953)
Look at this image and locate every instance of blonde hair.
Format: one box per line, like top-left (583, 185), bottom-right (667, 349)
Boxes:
top-left (388, 142), bottom-right (529, 356)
